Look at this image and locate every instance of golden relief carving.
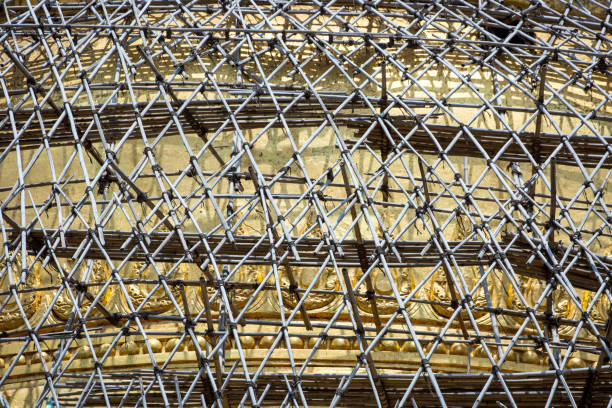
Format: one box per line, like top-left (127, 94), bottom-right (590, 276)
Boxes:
top-left (274, 215), bottom-right (340, 312)
top-left (428, 265), bottom-right (489, 319)
top-left (582, 245), bottom-right (612, 325)
top-left (583, 291), bottom-right (609, 325)
top-left (505, 276), bottom-right (577, 330)
top-left (226, 264), bottom-right (264, 310)
top-left (356, 267), bottom-right (416, 315)
top-left (124, 261), bottom-right (188, 313)
top-left (53, 260), bottom-right (112, 321)
top-left (506, 276), bottom-right (532, 312)
top-left (427, 215), bottom-right (490, 319)
top-left (348, 212), bottom-right (417, 316)
top-left (202, 263), bottom-right (263, 311)
top-left (280, 265), bottom-right (339, 311)
top-left (502, 244), bottom-right (612, 331)
top-left (0, 254), bottom-right (41, 330)
top-left (197, 219), bottom-right (265, 312)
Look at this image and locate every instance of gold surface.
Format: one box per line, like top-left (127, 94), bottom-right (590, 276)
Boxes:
top-left (0, 4), bottom-right (610, 405)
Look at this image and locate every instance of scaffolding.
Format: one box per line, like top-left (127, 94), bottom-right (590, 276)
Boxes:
top-left (0, 0), bottom-right (611, 406)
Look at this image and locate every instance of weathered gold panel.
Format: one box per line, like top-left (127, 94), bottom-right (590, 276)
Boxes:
top-left (0, 0), bottom-right (611, 406)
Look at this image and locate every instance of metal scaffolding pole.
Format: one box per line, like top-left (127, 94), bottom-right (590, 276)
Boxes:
top-left (0, 0), bottom-right (611, 406)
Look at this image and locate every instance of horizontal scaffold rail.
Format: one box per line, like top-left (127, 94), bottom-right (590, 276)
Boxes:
top-left (54, 367), bottom-right (612, 408)
top-left (14, 229), bottom-right (612, 292)
top-left (2, 98), bottom-right (610, 168)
